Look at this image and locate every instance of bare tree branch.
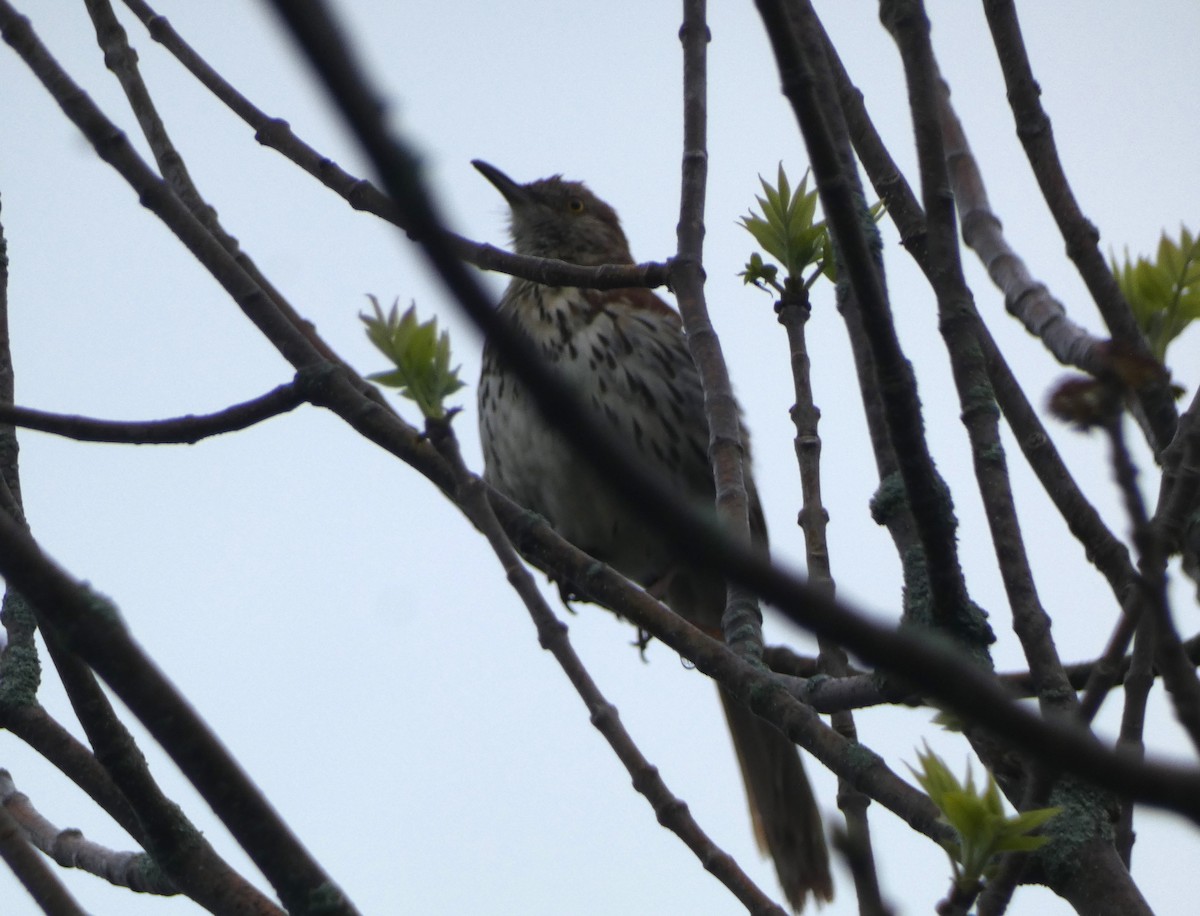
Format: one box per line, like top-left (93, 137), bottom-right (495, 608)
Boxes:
top-left (1114, 617), bottom-right (1155, 865)
top-left (117, 0), bottom-right (672, 291)
top-left (881, 0), bottom-right (1075, 715)
top-left (0, 384), bottom-right (304, 444)
top-left (0, 770), bottom-right (175, 895)
top-left (0, 794), bottom-right (86, 916)
top-left (776, 7), bottom-right (931, 621)
top-left (981, 0), bottom-right (1178, 454)
top-left (674, 0), bottom-right (764, 660)
top-left (91, 0), bottom-right (397, 398)
top-left (774, 280), bottom-right (883, 901)
top-left (1106, 415), bottom-right (1200, 753)
top-left (427, 416), bottom-right (790, 916)
top-left (41, 622), bottom-right (281, 916)
top-left (488, 491), bottom-right (952, 842)
top-left (758, 0), bottom-right (987, 652)
top-left (830, 823), bottom-right (895, 916)
top-left (817, 17), bottom-right (1137, 605)
top-left (937, 78), bottom-right (1106, 375)
top-left (0, 703), bottom-right (150, 845)
top-left (0, 499), bottom-right (359, 915)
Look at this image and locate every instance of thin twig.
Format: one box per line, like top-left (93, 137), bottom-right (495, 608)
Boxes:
top-left (775, 280), bottom-right (880, 902)
top-left (466, 244), bottom-right (670, 289)
top-left (0, 383), bottom-right (304, 444)
top-left (981, 0), bottom-right (1178, 454)
top-left (118, 0), bottom-right (670, 291)
top-left (0, 770), bottom-right (175, 895)
top-left (779, 671), bottom-right (891, 714)
top-left (1107, 415), bottom-right (1200, 754)
top-left (87, 0), bottom-right (209, 218)
top-left (89, 0), bottom-right (395, 405)
top-left (771, 631), bottom-right (1200, 705)
top-left (1079, 393), bottom-right (1200, 723)
top-left (1114, 616), bottom-right (1155, 866)
top-left (0, 795), bottom-right (86, 916)
top-left (937, 78), bottom-right (1105, 374)
top-left (41, 624), bottom-right (281, 915)
top-left (674, 0), bottom-right (764, 660)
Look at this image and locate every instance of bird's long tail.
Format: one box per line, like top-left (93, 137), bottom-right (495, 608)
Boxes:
top-left (718, 687), bottom-right (833, 912)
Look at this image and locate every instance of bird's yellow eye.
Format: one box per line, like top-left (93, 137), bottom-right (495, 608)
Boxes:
top-left (567, 197), bottom-right (585, 213)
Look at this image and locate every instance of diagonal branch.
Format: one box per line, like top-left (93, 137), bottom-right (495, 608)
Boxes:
top-left (0, 498), bottom-right (360, 915)
top-left (981, 0), bottom-right (1178, 454)
top-left (40, 621), bottom-right (281, 916)
top-left (817, 16), bottom-right (1137, 608)
top-left (487, 489), bottom-right (950, 842)
top-left (428, 418), bottom-right (790, 916)
top-left (880, 0), bottom-right (1076, 716)
top-left (0, 770), bottom-right (175, 895)
top-left (117, 0), bottom-right (670, 291)
top-left (1157, 390), bottom-right (1200, 562)
top-left (0, 703), bottom-right (153, 848)
top-left (757, 0), bottom-right (989, 652)
top-left (88, 0), bottom-right (385, 388)
top-left (936, 77), bottom-right (1106, 375)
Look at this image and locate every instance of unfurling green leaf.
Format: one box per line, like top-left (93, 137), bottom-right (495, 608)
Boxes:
top-left (910, 744), bottom-right (1060, 890)
top-left (360, 295), bottom-right (465, 419)
top-left (1111, 224), bottom-right (1200, 361)
top-left (738, 164), bottom-right (884, 297)
top-left (738, 165), bottom-right (829, 294)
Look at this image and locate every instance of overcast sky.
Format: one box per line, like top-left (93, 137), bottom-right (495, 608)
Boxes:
top-left (1, 2), bottom-right (1199, 914)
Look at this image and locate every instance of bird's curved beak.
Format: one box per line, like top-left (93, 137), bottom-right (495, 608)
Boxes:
top-left (472, 159), bottom-right (530, 207)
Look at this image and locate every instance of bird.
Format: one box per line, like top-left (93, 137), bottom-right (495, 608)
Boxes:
top-left (473, 159), bottom-right (832, 911)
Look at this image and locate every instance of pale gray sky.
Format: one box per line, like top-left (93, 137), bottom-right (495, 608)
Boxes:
top-left (1, 2), bottom-right (1198, 914)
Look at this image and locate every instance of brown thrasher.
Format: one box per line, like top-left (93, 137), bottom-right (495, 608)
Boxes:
top-left (473, 160), bottom-right (832, 911)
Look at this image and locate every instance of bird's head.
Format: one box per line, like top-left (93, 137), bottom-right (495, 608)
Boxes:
top-left (473, 160), bottom-right (634, 266)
